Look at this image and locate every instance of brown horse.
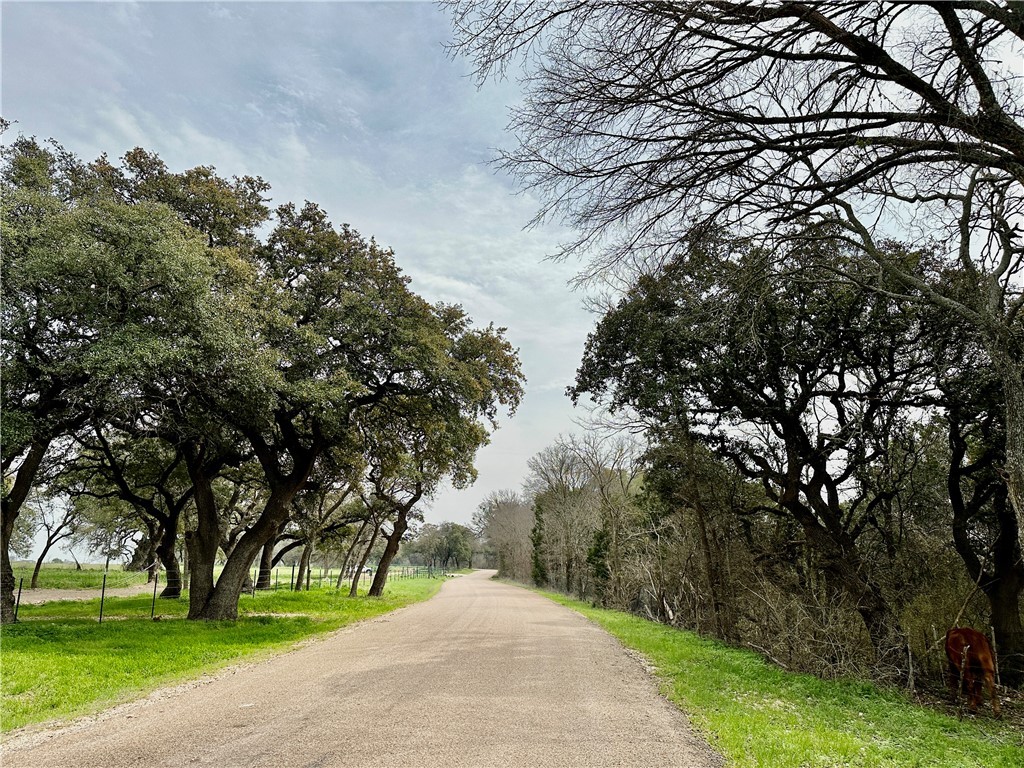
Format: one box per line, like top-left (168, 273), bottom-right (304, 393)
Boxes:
top-left (945, 627), bottom-right (1000, 717)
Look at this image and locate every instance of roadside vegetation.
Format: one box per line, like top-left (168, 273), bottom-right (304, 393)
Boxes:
top-left (1, 577), bottom-right (441, 732)
top-left (457, 0), bottom-right (1024, 726)
top-left (545, 592), bottom-right (1023, 768)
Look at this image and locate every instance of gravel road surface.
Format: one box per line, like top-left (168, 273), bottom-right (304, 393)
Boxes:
top-left (3, 570), bottom-right (722, 767)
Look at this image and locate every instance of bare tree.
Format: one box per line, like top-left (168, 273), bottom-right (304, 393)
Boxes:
top-left (526, 442), bottom-right (600, 594)
top-left (565, 433), bottom-right (645, 605)
top-left (474, 490), bottom-right (535, 581)
top-left (446, 1), bottom-right (1024, 546)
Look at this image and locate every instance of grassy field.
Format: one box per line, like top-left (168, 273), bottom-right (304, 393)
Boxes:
top-left (10, 563), bottom-right (150, 590)
top-left (543, 591), bottom-right (1024, 768)
top-left (1, 577), bottom-right (443, 732)
top-left (9, 562), bottom-right (438, 592)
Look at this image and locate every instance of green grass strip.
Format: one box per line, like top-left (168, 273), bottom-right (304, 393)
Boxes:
top-left (11, 565), bottom-right (149, 590)
top-left (542, 591), bottom-right (1024, 768)
top-left (1, 578), bottom-right (441, 732)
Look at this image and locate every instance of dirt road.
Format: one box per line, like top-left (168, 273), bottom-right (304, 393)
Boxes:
top-left (3, 570), bottom-right (721, 767)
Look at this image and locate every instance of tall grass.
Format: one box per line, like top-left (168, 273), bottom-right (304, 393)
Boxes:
top-left (1, 578), bottom-right (442, 732)
top-left (543, 592), bottom-right (1024, 768)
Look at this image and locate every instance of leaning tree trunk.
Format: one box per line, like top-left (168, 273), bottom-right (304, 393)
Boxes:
top-left (255, 522), bottom-right (286, 590)
top-left (30, 542), bottom-right (56, 589)
top-left (337, 519), bottom-right (369, 589)
top-left (190, 485), bottom-right (302, 620)
top-left (368, 513), bottom-right (409, 597)
top-left (349, 523), bottom-right (380, 598)
top-left (1, 440), bottom-right (49, 624)
top-left (294, 543), bottom-right (312, 592)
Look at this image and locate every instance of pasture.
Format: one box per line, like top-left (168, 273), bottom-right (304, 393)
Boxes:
top-left (1, 575), bottom-right (443, 732)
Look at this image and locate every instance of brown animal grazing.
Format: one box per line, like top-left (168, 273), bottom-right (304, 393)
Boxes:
top-left (945, 627), bottom-right (1000, 717)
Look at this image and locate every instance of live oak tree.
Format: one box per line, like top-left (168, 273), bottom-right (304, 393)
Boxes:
top-left (362, 303), bottom-right (524, 596)
top-left (3, 137), bottom-right (524, 623)
top-left (0, 138), bottom-right (237, 623)
top-left (446, 0), bottom-right (1024, 550)
top-left (572, 238), bottom-right (934, 674)
top-left (181, 202), bottom-right (523, 619)
top-left (63, 430), bottom-right (194, 597)
top-left (362, 407), bottom-right (486, 594)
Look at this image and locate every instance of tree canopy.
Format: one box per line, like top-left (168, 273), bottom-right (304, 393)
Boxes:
top-left (1, 135), bottom-right (524, 622)
top-left (446, 0), bottom-right (1024, 557)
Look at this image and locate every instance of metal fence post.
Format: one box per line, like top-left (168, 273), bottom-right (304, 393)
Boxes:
top-left (14, 578), bottom-right (23, 621)
top-left (291, 563), bottom-right (296, 590)
top-left (99, 572), bottom-right (108, 624)
top-left (151, 572), bottom-right (159, 619)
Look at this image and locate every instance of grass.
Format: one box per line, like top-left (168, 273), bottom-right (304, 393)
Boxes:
top-left (1, 577), bottom-right (442, 732)
top-left (10, 563), bottom-right (439, 592)
top-left (10, 563), bottom-right (149, 590)
top-left (542, 591), bottom-right (1024, 768)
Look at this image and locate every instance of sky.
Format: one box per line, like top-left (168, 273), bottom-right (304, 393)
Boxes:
top-left (2, 1), bottom-right (597, 539)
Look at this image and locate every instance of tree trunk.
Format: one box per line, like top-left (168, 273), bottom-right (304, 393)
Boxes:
top-left (179, 540), bottom-right (190, 590)
top-left (337, 519), bottom-right (368, 589)
top-left (349, 522), bottom-right (380, 597)
top-left (30, 542), bottom-right (54, 589)
top-left (369, 513), bottom-right (408, 597)
top-left (184, 452), bottom-right (222, 619)
top-left (156, 518), bottom-right (184, 599)
top-left (1, 440), bottom-right (50, 624)
top-left (983, 495), bottom-right (1024, 688)
top-left (986, 571), bottom-right (1024, 688)
top-left (255, 524), bottom-right (284, 590)
top-left (989, 343), bottom-right (1024, 556)
top-left (189, 483), bottom-right (301, 620)
top-left (799, 512), bottom-right (908, 677)
top-left (295, 543), bottom-right (312, 592)
top-left (692, 501), bottom-right (731, 641)
top-left (0, 519), bottom-right (15, 625)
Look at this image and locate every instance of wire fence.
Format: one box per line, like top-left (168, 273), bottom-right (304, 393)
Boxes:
top-left (12, 563), bottom-right (450, 623)
top-left (250, 564), bottom-right (448, 592)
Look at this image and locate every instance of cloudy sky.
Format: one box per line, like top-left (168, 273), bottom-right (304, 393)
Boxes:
top-left (3, 1), bottom-right (596, 530)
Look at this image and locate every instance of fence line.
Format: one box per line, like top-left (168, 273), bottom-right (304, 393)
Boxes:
top-left (16, 564), bottom-right (450, 624)
top-left (248, 564), bottom-right (448, 591)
